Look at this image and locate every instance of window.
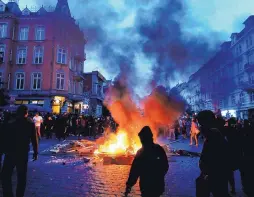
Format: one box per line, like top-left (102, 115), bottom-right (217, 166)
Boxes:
top-left (79, 81), bottom-right (83, 94)
top-left (249, 52), bottom-right (254, 64)
top-left (15, 73), bottom-right (25, 90)
top-left (33, 46), bottom-right (43, 64)
top-left (68, 80), bottom-right (71, 93)
top-left (231, 95), bottom-right (236, 105)
top-left (31, 73), bottom-right (41, 90)
top-left (238, 61), bottom-right (243, 72)
top-left (92, 83), bottom-right (97, 94)
top-left (16, 47), bottom-right (27, 64)
top-left (240, 92), bottom-right (245, 103)
top-left (0, 72), bottom-right (2, 88)
top-left (219, 100), bottom-right (223, 108)
top-left (239, 44), bottom-right (242, 54)
top-left (19, 27), bottom-right (29, 40)
top-left (56, 73), bottom-right (64, 90)
top-left (250, 74), bottom-right (254, 85)
top-left (57, 48), bottom-right (67, 64)
top-left (0, 5), bottom-right (5, 12)
top-left (0, 44), bottom-right (5, 63)
top-left (73, 81), bottom-right (76, 94)
top-left (35, 26), bottom-right (45, 40)
top-left (250, 92), bottom-right (254, 103)
top-left (0, 23), bottom-right (7, 38)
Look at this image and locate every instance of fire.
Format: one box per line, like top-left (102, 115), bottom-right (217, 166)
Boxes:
top-left (94, 130), bottom-right (141, 155)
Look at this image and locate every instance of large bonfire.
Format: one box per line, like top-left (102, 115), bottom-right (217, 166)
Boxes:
top-left (94, 79), bottom-right (184, 156)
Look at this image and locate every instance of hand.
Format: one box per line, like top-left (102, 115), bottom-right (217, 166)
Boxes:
top-left (33, 153), bottom-right (38, 161)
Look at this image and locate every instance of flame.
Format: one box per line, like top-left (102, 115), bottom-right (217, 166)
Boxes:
top-left (94, 130), bottom-right (141, 155)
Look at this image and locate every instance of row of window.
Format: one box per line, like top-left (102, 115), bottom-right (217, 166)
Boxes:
top-left (0, 23), bottom-right (45, 40)
top-left (0, 45), bottom-right (67, 64)
top-left (0, 72), bottom-right (65, 90)
top-left (235, 35), bottom-right (253, 56)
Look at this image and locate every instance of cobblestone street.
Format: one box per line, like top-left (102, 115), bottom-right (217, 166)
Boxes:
top-left (1, 138), bottom-right (246, 197)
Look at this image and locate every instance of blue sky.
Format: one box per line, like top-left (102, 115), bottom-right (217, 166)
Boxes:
top-left (3, 0), bottom-right (253, 95)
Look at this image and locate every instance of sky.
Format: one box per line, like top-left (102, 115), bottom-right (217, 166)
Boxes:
top-left (3, 0), bottom-right (254, 96)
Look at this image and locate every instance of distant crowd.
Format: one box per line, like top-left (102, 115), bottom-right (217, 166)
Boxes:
top-left (0, 111), bottom-right (118, 141)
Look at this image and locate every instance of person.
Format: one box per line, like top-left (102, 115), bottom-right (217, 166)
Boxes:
top-left (33, 112), bottom-right (43, 140)
top-left (197, 110), bottom-right (230, 197)
top-left (125, 126), bottom-right (169, 197)
top-left (1, 105), bottom-right (38, 197)
top-left (240, 120), bottom-right (254, 196)
top-left (190, 118), bottom-right (200, 146)
top-left (44, 116), bottom-right (54, 139)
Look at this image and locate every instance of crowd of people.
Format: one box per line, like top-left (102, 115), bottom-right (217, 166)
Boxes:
top-left (0, 111), bottom-right (118, 141)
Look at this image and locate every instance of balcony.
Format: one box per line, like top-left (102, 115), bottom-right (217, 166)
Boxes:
top-left (73, 71), bottom-right (84, 82)
top-left (238, 80), bottom-right (254, 91)
top-left (244, 62), bottom-right (254, 71)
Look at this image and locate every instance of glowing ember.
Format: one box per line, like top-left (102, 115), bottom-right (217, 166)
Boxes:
top-left (94, 130), bottom-right (141, 155)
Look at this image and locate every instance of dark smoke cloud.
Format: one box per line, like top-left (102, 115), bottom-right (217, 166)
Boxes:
top-left (34, 0), bottom-right (223, 95)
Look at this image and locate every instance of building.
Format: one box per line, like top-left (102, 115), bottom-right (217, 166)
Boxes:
top-left (0, 0), bottom-right (86, 114)
top-left (83, 71), bottom-right (107, 117)
top-left (176, 15), bottom-right (254, 119)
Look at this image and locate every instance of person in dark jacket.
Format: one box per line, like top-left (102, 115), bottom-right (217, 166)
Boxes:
top-left (125, 126), bottom-right (169, 197)
top-left (1, 105), bottom-right (38, 197)
top-left (197, 110), bottom-right (230, 197)
top-left (240, 120), bottom-right (254, 196)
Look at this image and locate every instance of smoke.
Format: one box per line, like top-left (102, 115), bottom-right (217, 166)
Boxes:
top-left (33, 0), bottom-right (222, 96)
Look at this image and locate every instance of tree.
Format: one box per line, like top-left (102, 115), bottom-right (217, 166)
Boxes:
top-left (0, 88), bottom-right (10, 106)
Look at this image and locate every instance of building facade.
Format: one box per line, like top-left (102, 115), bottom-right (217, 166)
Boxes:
top-left (177, 15), bottom-right (254, 119)
top-left (0, 0), bottom-right (86, 114)
top-left (83, 71), bottom-right (107, 117)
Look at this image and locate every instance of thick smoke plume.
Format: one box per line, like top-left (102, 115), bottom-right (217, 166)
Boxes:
top-left (35, 0), bottom-right (222, 92)
top-left (104, 77), bottom-right (185, 141)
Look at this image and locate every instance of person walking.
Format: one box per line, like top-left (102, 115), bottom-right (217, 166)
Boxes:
top-left (125, 126), bottom-right (169, 197)
top-left (33, 112), bottom-right (43, 140)
top-left (1, 105), bottom-right (38, 197)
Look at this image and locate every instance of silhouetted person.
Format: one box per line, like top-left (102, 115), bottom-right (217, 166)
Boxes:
top-left (1, 105), bottom-right (38, 197)
top-left (197, 110), bottom-right (230, 197)
top-left (240, 120), bottom-right (254, 196)
top-left (125, 126), bottom-right (169, 197)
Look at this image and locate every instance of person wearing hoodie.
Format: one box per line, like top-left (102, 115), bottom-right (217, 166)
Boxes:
top-left (125, 126), bottom-right (169, 197)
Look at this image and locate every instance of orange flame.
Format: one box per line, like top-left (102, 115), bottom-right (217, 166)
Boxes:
top-left (94, 80), bottom-right (184, 156)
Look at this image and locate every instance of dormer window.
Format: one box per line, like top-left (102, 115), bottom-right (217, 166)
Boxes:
top-left (22, 8), bottom-right (31, 16)
top-left (0, 2), bottom-right (6, 12)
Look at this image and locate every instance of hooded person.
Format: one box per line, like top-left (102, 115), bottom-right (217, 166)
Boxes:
top-left (125, 126), bottom-right (169, 197)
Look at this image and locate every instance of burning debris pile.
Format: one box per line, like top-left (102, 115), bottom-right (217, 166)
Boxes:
top-left (41, 140), bottom-right (97, 156)
top-left (93, 79), bottom-right (185, 159)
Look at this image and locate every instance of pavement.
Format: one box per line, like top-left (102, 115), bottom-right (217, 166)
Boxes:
top-left (0, 136), bottom-right (247, 197)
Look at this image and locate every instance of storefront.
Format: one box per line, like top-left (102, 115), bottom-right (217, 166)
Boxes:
top-left (51, 96), bottom-right (66, 114)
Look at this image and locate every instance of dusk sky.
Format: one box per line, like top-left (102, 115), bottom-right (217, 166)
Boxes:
top-left (4, 0), bottom-right (253, 96)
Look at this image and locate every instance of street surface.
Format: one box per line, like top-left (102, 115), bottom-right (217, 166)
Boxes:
top-left (0, 137), bottom-right (246, 197)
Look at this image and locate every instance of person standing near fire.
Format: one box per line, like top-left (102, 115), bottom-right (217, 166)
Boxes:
top-left (125, 126), bottom-right (169, 197)
top-left (33, 112), bottom-right (43, 140)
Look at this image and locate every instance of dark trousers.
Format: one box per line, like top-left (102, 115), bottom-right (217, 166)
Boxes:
top-left (2, 154), bottom-right (28, 197)
top-left (228, 170), bottom-right (236, 192)
top-left (240, 163), bottom-right (254, 196)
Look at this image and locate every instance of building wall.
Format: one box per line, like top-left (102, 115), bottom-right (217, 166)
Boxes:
top-left (178, 16), bottom-right (254, 119)
top-left (0, 1), bottom-right (86, 113)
